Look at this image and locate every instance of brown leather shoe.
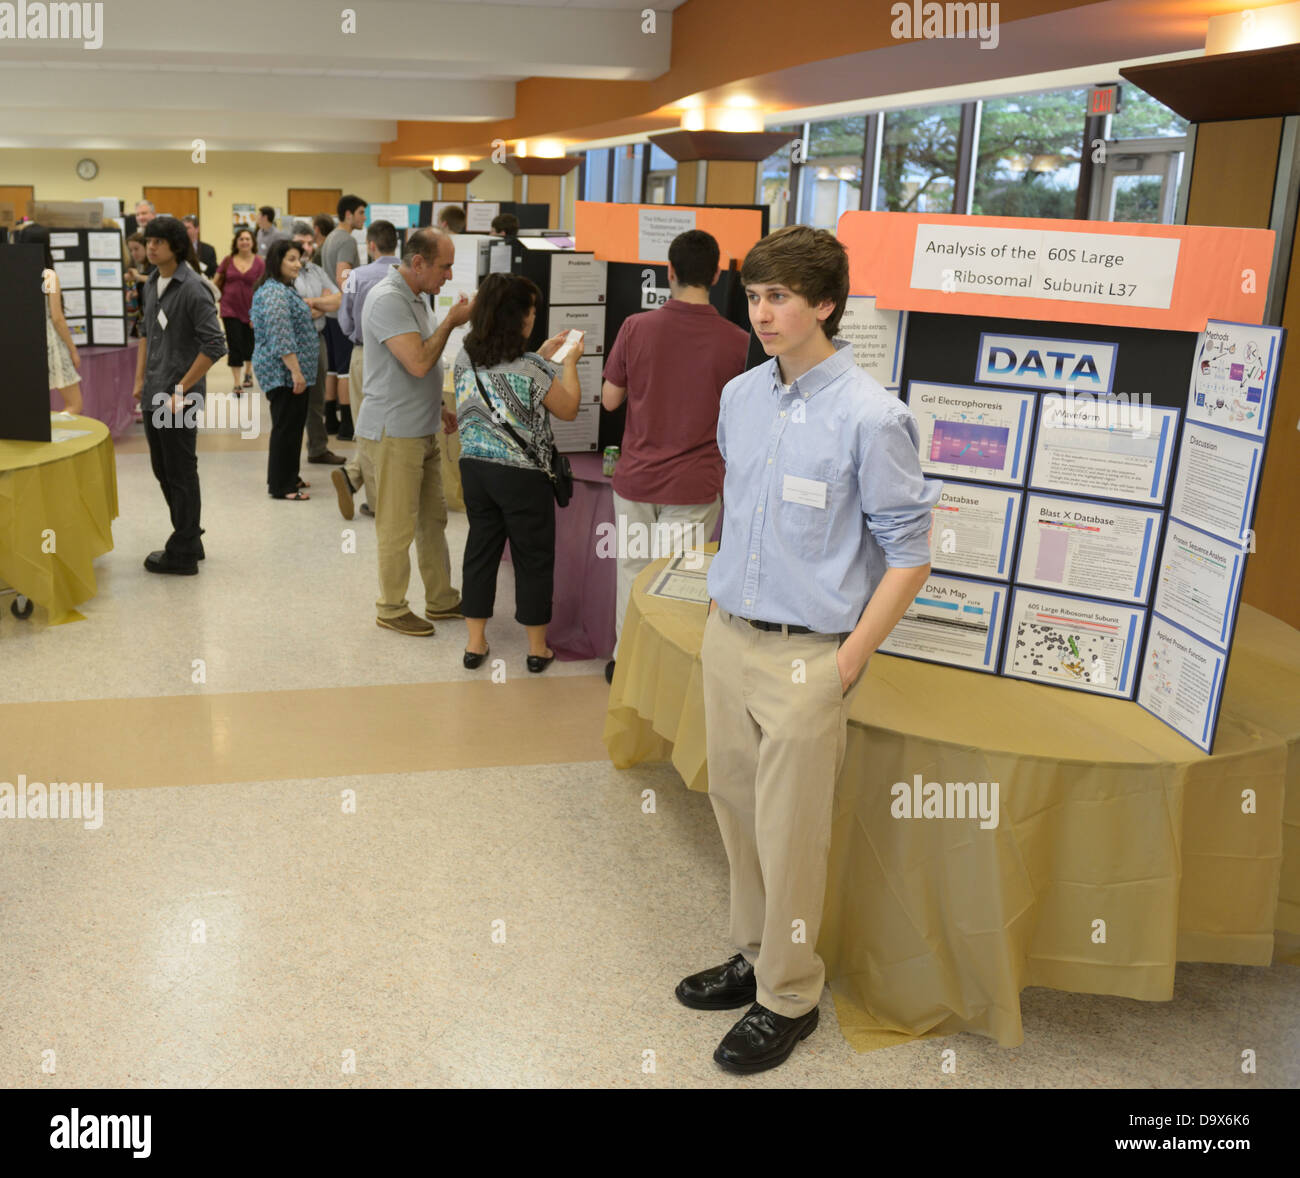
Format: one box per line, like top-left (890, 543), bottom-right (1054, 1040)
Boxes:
top-left (425, 600), bottom-right (464, 620)
top-left (331, 468), bottom-right (354, 520)
top-left (377, 611), bottom-right (434, 636)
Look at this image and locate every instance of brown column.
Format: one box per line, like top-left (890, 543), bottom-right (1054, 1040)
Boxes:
top-left (504, 156), bottom-right (580, 229)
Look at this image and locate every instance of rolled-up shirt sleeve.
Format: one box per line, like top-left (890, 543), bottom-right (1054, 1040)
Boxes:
top-left (859, 402), bottom-right (942, 568)
top-left (339, 283), bottom-right (357, 339)
top-left (191, 281), bottom-right (228, 363)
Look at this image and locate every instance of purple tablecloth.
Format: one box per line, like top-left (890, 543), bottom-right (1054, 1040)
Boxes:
top-left (51, 339), bottom-right (140, 440)
top-left (504, 452), bottom-right (616, 661)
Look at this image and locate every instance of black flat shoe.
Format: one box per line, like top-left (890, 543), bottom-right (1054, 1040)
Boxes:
top-left (713, 1002), bottom-right (819, 1075)
top-left (144, 549), bottom-right (198, 576)
top-left (675, 953), bottom-right (756, 1010)
top-left (526, 652), bottom-right (555, 673)
top-left (605, 659), bottom-right (615, 684)
top-left (463, 647), bottom-right (489, 670)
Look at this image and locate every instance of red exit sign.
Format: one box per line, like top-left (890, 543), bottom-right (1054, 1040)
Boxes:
top-left (1088, 85), bottom-right (1121, 116)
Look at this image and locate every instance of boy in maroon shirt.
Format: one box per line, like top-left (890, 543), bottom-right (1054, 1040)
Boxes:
top-left (601, 230), bottom-right (749, 682)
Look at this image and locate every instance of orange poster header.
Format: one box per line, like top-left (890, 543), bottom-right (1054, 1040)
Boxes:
top-left (574, 201), bottom-right (764, 268)
top-left (837, 211), bottom-right (1274, 332)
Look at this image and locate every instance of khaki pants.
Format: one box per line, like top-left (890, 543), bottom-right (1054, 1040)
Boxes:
top-left (371, 431), bottom-right (459, 619)
top-left (611, 491), bottom-right (721, 659)
top-left (344, 346), bottom-right (375, 505)
top-left (700, 607), bottom-right (867, 1017)
top-left (305, 333), bottom-right (329, 458)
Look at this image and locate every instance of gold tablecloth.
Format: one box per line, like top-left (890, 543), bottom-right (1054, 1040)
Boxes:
top-left (604, 557), bottom-right (1300, 1050)
top-left (0, 416), bottom-right (118, 625)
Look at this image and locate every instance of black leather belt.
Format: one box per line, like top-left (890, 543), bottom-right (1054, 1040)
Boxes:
top-left (742, 617), bottom-right (816, 634)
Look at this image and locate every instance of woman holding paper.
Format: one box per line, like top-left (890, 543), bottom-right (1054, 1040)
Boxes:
top-left (18, 223), bottom-right (82, 415)
top-left (452, 273), bottom-right (582, 673)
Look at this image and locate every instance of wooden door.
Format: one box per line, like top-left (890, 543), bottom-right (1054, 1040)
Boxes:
top-left (143, 186), bottom-right (200, 220)
top-left (288, 188), bottom-right (342, 218)
top-left (0, 184), bottom-right (35, 224)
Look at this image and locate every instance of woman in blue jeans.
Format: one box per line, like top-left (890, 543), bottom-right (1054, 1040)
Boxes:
top-left (251, 239), bottom-right (318, 500)
top-left (452, 274), bottom-right (581, 673)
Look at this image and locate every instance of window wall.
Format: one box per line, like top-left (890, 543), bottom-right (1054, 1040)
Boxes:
top-left (798, 117), bottom-right (865, 229)
top-left (758, 123), bottom-right (801, 227)
top-left (973, 87), bottom-right (1087, 218)
top-left (878, 104), bottom-right (960, 212)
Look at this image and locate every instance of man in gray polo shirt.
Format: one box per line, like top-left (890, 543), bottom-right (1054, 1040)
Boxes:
top-left (358, 227), bottom-right (473, 636)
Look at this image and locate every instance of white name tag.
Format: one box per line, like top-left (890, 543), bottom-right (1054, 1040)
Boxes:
top-left (782, 474), bottom-right (827, 509)
top-left (157, 308), bottom-right (168, 330)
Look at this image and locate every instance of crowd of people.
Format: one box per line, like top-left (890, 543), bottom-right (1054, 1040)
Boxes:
top-left (18, 193), bottom-right (942, 1074)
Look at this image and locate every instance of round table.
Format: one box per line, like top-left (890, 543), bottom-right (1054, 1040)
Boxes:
top-left (605, 556), bottom-right (1300, 1050)
top-left (0, 415), bottom-right (118, 625)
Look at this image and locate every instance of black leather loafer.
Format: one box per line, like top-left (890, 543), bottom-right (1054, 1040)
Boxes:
top-left (526, 653), bottom-right (555, 673)
top-left (604, 659), bottom-right (615, 684)
top-left (675, 953), bottom-right (756, 1010)
top-left (463, 647), bottom-right (489, 670)
top-left (713, 1002), bottom-right (819, 1074)
top-left (144, 549), bottom-right (198, 576)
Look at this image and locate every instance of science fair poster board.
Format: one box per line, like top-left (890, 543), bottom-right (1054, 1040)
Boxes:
top-left (845, 210), bottom-right (1282, 753)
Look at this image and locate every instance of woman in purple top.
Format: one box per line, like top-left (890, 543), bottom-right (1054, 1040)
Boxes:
top-left (214, 228), bottom-right (263, 395)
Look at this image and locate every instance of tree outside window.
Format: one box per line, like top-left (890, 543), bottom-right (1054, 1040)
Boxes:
top-left (973, 88), bottom-right (1088, 218)
top-left (879, 105), bottom-right (960, 213)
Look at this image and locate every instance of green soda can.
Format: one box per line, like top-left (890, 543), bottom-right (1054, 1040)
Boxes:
top-left (603, 445), bottom-right (620, 477)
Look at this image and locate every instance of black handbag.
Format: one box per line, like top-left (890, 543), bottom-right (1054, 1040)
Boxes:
top-left (470, 360), bottom-right (574, 507)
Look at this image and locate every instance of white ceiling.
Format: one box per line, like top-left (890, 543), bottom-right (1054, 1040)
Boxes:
top-left (0, 0), bottom-right (684, 152)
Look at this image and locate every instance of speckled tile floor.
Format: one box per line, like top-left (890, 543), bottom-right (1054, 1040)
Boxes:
top-left (1, 430), bottom-right (1297, 1088)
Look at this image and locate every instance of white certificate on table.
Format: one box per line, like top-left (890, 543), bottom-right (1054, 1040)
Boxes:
top-left (1028, 396), bottom-right (1178, 505)
top-left (1168, 422), bottom-right (1262, 546)
top-left (1187, 320), bottom-right (1283, 440)
top-left (878, 574), bottom-right (1006, 673)
top-left (89, 260), bottom-right (122, 288)
top-left (1015, 493), bottom-right (1163, 605)
top-left (88, 231), bottom-right (122, 260)
top-left (1002, 588), bottom-right (1143, 698)
top-left (835, 295), bottom-right (906, 392)
top-left (549, 253), bottom-right (607, 304)
top-left (1151, 518), bottom-right (1244, 650)
top-left (54, 260), bottom-right (85, 289)
top-left (548, 304), bottom-right (605, 354)
top-left (61, 289), bottom-right (87, 318)
top-left (90, 288), bottom-right (122, 316)
top-left (1137, 614), bottom-right (1227, 753)
top-left (91, 317), bottom-right (125, 345)
top-left (928, 481), bottom-right (1020, 580)
top-left (906, 381), bottom-right (1034, 486)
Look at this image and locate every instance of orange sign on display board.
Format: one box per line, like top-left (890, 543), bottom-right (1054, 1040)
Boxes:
top-left (837, 211), bottom-right (1274, 333)
top-left (574, 201), bottom-right (764, 268)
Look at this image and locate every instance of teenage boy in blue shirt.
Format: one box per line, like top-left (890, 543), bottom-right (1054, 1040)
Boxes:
top-left (678, 225), bottom-right (940, 1074)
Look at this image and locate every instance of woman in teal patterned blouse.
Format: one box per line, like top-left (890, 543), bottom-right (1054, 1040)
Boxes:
top-left (453, 273), bottom-right (582, 673)
top-left (251, 240), bottom-right (319, 501)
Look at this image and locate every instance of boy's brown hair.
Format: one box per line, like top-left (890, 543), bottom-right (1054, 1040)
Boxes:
top-left (740, 224), bottom-right (849, 339)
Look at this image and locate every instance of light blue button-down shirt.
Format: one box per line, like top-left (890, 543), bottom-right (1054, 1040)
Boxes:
top-left (708, 338), bottom-right (941, 634)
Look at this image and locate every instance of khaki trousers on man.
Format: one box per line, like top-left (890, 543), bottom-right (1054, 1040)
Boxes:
top-left (344, 345), bottom-right (376, 507)
top-left (612, 491), bottom-right (721, 659)
top-left (371, 430), bottom-right (459, 619)
top-left (700, 606), bottom-right (867, 1017)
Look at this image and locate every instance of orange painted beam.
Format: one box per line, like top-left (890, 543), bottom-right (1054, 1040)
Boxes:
top-left (380, 0), bottom-right (1108, 164)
